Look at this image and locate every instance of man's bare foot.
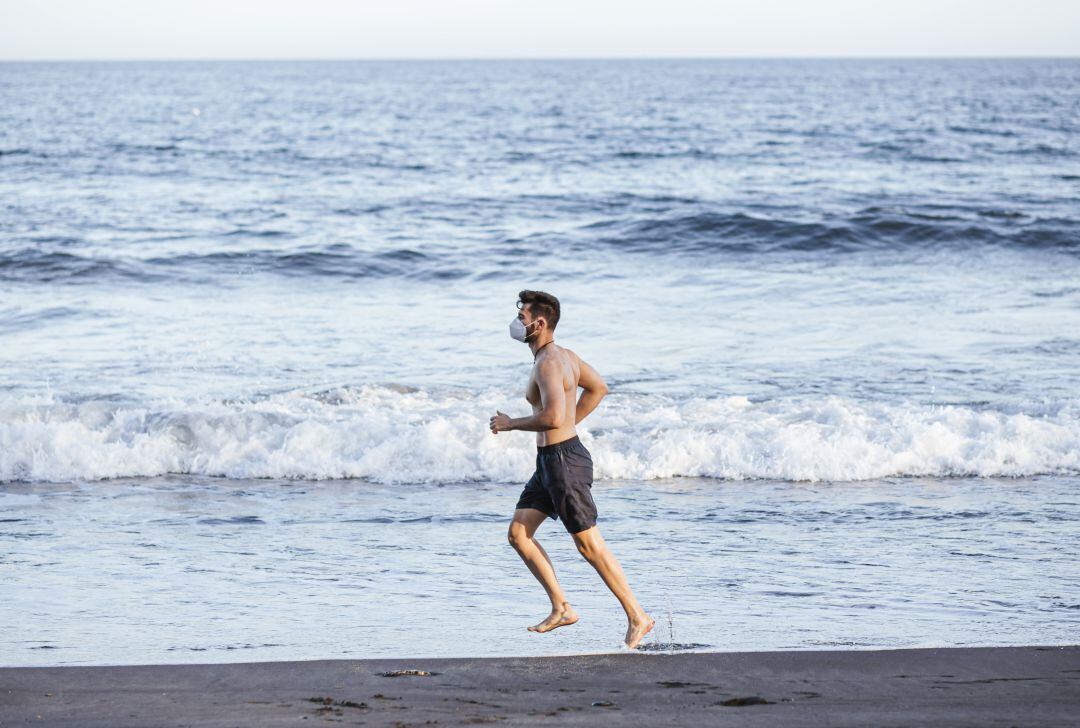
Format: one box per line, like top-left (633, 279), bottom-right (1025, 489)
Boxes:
top-left (527, 603), bottom-right (579, 633)
top-left (624, 614), bottom-right (654, 649)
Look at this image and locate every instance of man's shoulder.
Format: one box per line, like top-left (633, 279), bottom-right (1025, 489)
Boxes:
top-left (547, 345), bottom-right (580, 371)
top-left (536, 348), bottom-right (567, 368)
top-left (558, 344), bottom-right (579, 362)
top-left (536, 344), bottom-right (578, 373)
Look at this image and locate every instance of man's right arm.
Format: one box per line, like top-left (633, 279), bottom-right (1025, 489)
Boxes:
top-left (574, 354), bottom-right (608, 425)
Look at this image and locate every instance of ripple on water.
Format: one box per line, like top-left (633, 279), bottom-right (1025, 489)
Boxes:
top-left (196, 516), bottom-right (266, 525)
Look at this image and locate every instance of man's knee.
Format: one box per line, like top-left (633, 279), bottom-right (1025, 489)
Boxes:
top-left (573, 529), bottom-right (602, 560)
top-left (507, 522), bottom-right (529, 551)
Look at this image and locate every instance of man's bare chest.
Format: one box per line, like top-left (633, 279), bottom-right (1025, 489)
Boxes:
top-left (525, 375), bottom-right (541, 406)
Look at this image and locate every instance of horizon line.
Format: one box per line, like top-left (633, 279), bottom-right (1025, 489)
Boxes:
top-left (2, 54), bottom-right (1078, 63)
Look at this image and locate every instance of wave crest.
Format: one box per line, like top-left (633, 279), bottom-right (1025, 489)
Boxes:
top-left (587, 208), bottom-right (1080, 255)
top-left (2, 387), bottom-right (1077, 484)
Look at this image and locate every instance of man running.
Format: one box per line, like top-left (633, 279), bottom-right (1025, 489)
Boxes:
top-left (489, 290), bottom-right (654, 650)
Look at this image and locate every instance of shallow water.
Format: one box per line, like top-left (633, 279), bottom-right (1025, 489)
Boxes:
top-left (3, 474), bottom-right (1077, 666)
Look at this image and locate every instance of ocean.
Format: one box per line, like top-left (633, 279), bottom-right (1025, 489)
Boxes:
top-left (1, 59), bottom-right (1078, 666)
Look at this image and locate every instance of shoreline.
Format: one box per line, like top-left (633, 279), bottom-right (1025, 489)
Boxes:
top-left (2, 645), bottom-right (1077, 726)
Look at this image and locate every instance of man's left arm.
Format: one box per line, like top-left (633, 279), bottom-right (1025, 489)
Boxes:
top-left (490, 360), bottom-right (565, 433)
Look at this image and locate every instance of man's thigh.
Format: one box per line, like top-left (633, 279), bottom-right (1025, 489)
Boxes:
top-left (511, 507), bottom-right (551, 539)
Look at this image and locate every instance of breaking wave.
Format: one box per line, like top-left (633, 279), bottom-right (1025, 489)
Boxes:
top-left (2, 385), bottom-right (1077, 484)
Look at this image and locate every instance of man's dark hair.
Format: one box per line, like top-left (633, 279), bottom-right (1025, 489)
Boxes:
top-left (517, 290), bottom-right (561, 332)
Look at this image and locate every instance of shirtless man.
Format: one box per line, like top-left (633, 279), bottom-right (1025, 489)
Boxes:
top-left (489, 290), bottom-right (654, 650)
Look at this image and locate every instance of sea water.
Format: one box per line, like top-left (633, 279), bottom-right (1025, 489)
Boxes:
top-left (1, 59), bottom-right (1078, 665)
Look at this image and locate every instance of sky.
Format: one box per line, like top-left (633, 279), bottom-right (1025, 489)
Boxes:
top-left (2, 0), bottom-right (1078, 60)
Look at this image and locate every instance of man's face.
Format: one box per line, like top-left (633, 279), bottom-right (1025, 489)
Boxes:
top-left (516, 303), bottom-right (543, 337)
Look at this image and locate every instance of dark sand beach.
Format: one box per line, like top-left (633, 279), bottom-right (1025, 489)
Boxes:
top-left (2, 645), bottom-right (1077, 727)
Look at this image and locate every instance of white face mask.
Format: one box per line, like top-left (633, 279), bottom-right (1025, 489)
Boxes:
top-left (509, 317), bottom-right (538, 342)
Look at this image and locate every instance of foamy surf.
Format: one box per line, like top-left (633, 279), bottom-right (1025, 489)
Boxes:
top-left (2, 385), bottom-right (1077, 484)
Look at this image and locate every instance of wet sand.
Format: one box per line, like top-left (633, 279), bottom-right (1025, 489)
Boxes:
top-left (1, 645), bottom-right (1077, 726)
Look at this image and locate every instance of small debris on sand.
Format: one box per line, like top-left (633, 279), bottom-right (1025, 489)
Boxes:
top-left (719, 696), bottom-right (771, 707)
top-left (305, 696), bottom-right (368, 710)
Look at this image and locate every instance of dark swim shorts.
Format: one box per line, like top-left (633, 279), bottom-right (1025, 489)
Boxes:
top-left (514, 435), bottom-right (598, 534)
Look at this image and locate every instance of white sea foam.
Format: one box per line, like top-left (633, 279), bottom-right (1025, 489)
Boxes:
top-left (1, 385), bottom-right (1078, 484)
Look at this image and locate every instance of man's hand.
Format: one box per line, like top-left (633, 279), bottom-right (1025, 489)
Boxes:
top-left (489, 410), bottom-right (512, 434)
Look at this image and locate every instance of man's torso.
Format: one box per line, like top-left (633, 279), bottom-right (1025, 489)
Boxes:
top-left (525, 344), bottom-right (580, 447)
